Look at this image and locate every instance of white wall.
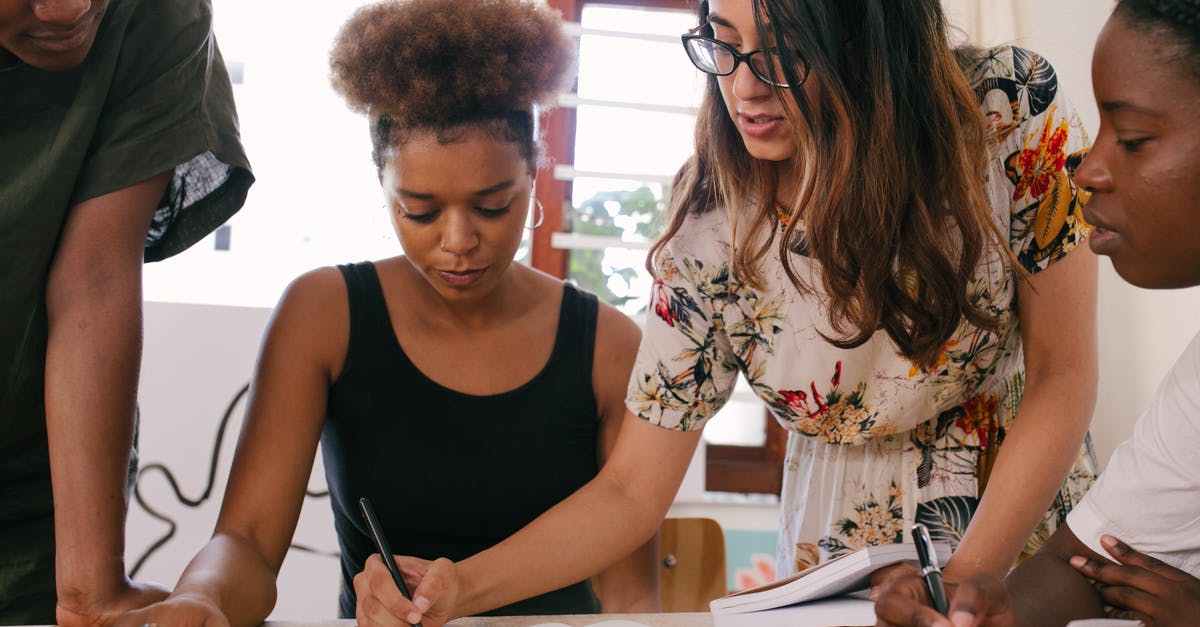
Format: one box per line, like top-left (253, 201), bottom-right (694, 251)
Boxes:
top-left (130, 302), bottom-right (341, 620)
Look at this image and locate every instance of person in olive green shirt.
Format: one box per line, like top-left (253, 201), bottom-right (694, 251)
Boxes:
top-left (0, 1), bottom-right (252, 624)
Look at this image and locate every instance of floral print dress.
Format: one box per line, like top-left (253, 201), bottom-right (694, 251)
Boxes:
top-left (627, 46), bottom-right (1097, 576)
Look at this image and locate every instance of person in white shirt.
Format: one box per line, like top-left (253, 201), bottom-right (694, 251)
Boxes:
top-left (874, 0), bottom-right (1200, 625)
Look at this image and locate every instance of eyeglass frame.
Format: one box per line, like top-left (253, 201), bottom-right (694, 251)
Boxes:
top-left (680, 23), bottom-right (811, 89)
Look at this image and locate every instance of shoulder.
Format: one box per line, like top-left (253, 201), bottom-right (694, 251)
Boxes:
top-left (589, 296), bottom-right (641, 420)
top-left (964, 45), bottom-right (1063, 129)
top-left (654, 207), bottom-right (732, 286)
top-left (594, 299), bottom-right (641, 356)
top-left (268, 266), bottom-right (351, 361)
top-left (123, 0), bottom-right (215, 52)
top-left (1164, 331), bottom-right (1200, 418)
top-left (105, 0), bottom-right (219, 95)
top-left (962, 45), bottom-right (1060, 92)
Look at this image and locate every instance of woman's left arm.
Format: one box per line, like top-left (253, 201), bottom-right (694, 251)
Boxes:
top-left (590, 304), bottom-right (662, 612)
top-left (944, 242), bottom-right (1099, 580)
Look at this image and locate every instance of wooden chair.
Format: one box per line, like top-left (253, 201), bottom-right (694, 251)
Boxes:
top-left (659, 517), bottom-right (727, 612)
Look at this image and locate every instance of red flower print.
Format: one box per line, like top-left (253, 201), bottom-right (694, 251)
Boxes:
top-left (780, 389), bottom-right (809, 411)
top-left (651, 279), bottom-right (677, 327)
top-left (1011, 111), bottom-right (1070, 202)
top-left (831, 360), bottom-right (842, 387)
top-left (809, 381), bottom-right (827, 415)
top-left (956, 394), bottom-right (1000, 447)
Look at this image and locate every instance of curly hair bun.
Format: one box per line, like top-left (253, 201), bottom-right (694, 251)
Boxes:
top-left (330, 0), bottom-right (576, 126)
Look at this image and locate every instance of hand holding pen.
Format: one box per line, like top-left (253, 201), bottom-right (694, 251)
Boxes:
top-left (913, 523), bottom-right (950, 615)
top-left (358, 497), bottom-right (426, 627)
top-left (874, 526), bottom-right (1020, 627)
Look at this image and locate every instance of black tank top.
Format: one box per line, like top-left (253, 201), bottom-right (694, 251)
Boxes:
top-left (321, 262), bottom-right (603, 618)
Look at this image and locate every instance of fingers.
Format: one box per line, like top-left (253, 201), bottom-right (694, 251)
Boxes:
top-left (1094, 583), bottom-right (1161, 618)
top-left (355, 554), bottom-right (421, 626)
top-left (874, 572), bottom-right (953, 627)
top-left (407, 557), bottom-right (456, 622)
top-left (1105, 606), bottom-right (1151, 623)
top-left (111, 600), bottom-right (230, 627)
top-left (947, 576), bottom-right (1012, 627)
top-left (872, 563), bottom-right (921, 600)
top-left (1101, 535), bottom-right (1187, 582)
top-left (1070, 552), bottom-right (1168, 600)
top-left (112, 607), bottom-right (151, 627)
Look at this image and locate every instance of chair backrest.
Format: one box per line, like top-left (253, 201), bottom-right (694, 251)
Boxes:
top-left (659, 517), bottom-right (727, 612)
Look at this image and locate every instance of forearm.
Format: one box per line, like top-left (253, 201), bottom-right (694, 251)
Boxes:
top-left (946, 377), bottom-right (1094, 579)
top-left (595, 532), bottom-right (661, 613)
top-left (169, 533), bottom-right (280, 627)
top-left (45, 271), bottom-right (143, 603)
top-left (1005, 552), bottom-right (1105, 626)
top-left (457, 473), bottom-right (667, 617)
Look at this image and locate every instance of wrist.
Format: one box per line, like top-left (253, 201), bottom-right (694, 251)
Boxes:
top-left (453, 557), bottom-right (489, 619)
top-left (56, 562), bottom-right (129, 611)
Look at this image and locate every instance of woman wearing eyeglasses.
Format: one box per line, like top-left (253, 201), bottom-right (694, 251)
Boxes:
top-left (348, 1), bottom-right (1099, 625)
top-left (654, 0), bottom-right (1099, 581)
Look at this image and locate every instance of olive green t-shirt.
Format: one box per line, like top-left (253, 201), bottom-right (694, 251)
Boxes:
top-left (0, 0), bottom-right (253, 524)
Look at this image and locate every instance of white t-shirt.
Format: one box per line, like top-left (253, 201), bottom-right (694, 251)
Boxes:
top-left (1067, 331), bottom-right (1200, 576)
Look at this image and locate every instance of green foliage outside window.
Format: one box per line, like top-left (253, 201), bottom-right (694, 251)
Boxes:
top-left (567, 186), bottom-right (666, 313)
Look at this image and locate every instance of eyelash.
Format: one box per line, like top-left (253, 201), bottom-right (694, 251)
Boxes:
top-left (401, 204), bottom-right (512, 223)
top-left (1117, 137), bottom-right (1151, 152)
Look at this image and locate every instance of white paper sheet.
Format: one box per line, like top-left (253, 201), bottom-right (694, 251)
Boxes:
top-left (710, 596), bottom-right (875, 627)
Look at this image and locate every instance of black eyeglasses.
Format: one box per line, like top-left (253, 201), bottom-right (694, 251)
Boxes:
top-left (681, 23), bottom-right (809, 88)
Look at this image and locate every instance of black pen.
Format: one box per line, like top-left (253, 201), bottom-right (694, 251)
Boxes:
top-left (359, 497), bottom-right (424, 627)
top-left (912, 523), bottom-right (949, 616)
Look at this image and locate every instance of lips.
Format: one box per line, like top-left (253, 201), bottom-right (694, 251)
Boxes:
top-left (27, 21), bottom-right (92, 53)
top-left (738, 113), bottom-right (785, 139)
top-left (1083, 208), bottom-right (1122, 255)
top-left (436, 268), bottom-right (487, 288)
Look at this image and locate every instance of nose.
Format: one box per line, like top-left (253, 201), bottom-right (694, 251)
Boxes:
top-left (1074, 134), bottom-right (1112, 195)
top-left (440, 210), bottom-right (479, 255)
top-left (730, 59), bottom-right (772, 102)
top-left (32, 0), bottom-right (93, 25)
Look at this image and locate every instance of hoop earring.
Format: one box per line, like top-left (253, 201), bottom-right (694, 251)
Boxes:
top-left (527, 196), bottom-right (545, 230)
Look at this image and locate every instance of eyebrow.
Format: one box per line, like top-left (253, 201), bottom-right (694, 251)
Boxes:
top-left (1100, 100), bottom-right (1164, 118)
top-left (706, 14), bottom-right (734, 29)
top-left (397, 179), bottom-right (517, 200)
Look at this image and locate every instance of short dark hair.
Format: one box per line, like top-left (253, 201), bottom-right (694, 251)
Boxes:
top-left (1115, 0), bottom-right (1200, 77)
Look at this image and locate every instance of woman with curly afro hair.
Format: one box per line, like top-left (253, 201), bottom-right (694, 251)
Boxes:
top-left (113, 1), bottom-right (658, 625)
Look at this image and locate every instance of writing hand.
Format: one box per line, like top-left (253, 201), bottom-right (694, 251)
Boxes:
top-left (875, 570), bottom-right (1015, 627)
top-left (355, 554), bottom-right (456, 627)
top-left (1070, 534), bottom-right (1200, 626)
top-left (57, 578), bottom-right (170, 627)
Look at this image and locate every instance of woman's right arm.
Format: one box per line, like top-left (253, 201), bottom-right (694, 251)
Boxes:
top-left (355, 412), bottom-right (703, 627)
top-left (117, 268), bottom-right (349, 627)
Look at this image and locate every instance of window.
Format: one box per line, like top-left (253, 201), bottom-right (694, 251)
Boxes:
top-left (539, 0), bottom-right (784, 494)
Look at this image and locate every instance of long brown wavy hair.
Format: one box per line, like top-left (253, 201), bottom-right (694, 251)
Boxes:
top-left (652, 0), bottom-right (1006, 370)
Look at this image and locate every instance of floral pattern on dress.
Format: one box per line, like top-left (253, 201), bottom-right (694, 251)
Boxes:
top-left (774, 369), bottom-right (884, 444)
top-left (627, 46), bottom-right (1098, 575)
top-left (818, 481), bottom-right (905, 559)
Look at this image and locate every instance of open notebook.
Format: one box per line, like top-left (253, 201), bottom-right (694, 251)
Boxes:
top-left (710, 542), bottom-right (951, 615)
